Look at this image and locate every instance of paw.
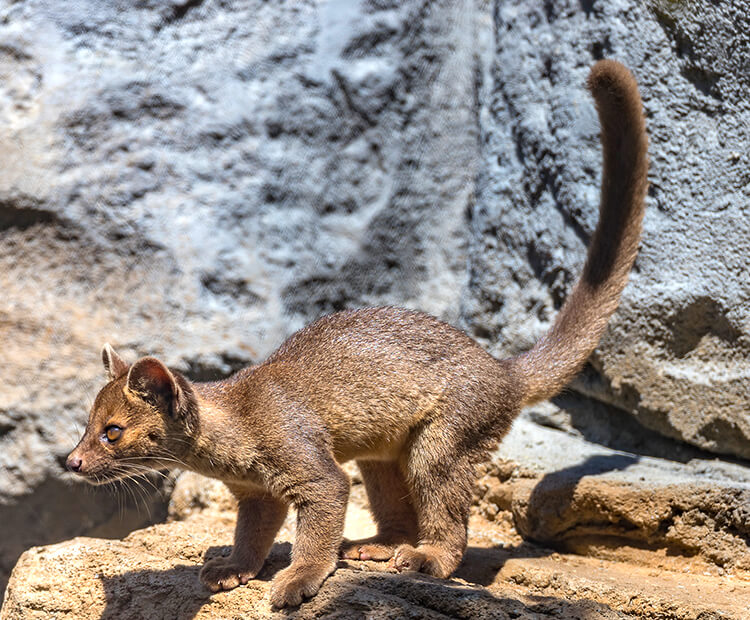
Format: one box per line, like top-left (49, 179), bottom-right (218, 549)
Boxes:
top-left (269, 562), bottom-right (333, 608)
top-left (392, 544), bottom-right (451, 578)
top-left (392, 544), bottom-right (426, 573)
top-left (199, 556), bottom-right (260, 593)
top-left (340, 535), bottom-right (412, 561)
top-left (340, 541), bottom-right (397, 561)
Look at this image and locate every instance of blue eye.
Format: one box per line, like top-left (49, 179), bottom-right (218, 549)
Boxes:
top-left (104, 425), bottom-right (123, 443)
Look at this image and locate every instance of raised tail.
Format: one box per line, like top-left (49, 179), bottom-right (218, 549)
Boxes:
top-left (512, 59), bottom-right (649, 408)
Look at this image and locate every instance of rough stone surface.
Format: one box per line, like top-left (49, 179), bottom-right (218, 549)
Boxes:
top-left (3, 0), bottom-right (750, 608)
top-left (3, 469), bottom-right (749, 620)
top-left (477, 413), bottom-right (750, 571)
top-left (0, 0), bottom-right (477, 591)
top-left (0, 474), bottom-right (172, 610)
top-left (465, 0), bottom-right (750, 459)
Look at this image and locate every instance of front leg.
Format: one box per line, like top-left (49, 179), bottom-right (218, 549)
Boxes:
top-left (200, 491), bottom-right (288, 592)
top-left (269, 461), bottom-right (350, 608)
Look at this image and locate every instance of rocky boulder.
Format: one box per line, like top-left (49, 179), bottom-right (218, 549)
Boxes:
top-left (3, 447), bottom-right (749, 619)
top-left (465, 0), bottom-right (750, 459)
top-left (479, 413), bottom-right (750, 572)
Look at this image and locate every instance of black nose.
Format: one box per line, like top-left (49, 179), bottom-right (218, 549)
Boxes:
top-left (67, 455), bottom-right (83, 472)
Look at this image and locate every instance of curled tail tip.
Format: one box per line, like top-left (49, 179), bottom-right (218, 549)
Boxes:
top-left (515, 60), bottom-right (649, 408)
top-left (587, 59), bottom-right (638, 95)
top-left (586, 60), bottom-right (644, 119)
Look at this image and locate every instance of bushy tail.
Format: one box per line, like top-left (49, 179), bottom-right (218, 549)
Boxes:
top-left (512, 60), bottom-right (649, 407)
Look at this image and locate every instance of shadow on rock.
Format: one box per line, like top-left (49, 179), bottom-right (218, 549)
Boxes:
top-left (100, 563), bottom-right (207, 620)
top-left (455, 542), bottom-right (552, 587)
top-left (551, 388), bottom-right (716, 464)
top-left (309, 568), bottom-right (628, 619)
top-left (98, 542), bottom-right (292, 620)
top-left (515, 453), bottom-right (640, 542)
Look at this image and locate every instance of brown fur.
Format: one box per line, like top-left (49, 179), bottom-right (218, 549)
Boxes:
top-left (67, 60), bottom-right (649, 608)
top-left (517, 60), bottom-right (649, 405)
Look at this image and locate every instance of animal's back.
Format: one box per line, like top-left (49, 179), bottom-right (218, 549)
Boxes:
top-left (261, 307), bottom-right (517, 460)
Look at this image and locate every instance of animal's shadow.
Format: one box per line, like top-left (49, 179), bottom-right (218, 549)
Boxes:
top-left (99, 541), bottom-right (292, 619)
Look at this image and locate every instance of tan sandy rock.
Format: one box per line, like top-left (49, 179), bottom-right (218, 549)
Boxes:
top-left (3, 469), bottom-right (749, 619)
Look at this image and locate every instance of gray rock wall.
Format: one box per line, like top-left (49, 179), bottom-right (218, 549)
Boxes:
top-left (0, 0), bottom-right (479, 592)
top-left (466, 0), bottom-right (750, 459)
top-left (1, 0), bottom-right (749, 600)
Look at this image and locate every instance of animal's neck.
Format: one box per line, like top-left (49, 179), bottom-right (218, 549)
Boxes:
top-left (178, 380), bottom-right (258, 482)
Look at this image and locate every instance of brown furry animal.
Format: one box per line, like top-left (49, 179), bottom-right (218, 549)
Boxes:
top-left (67, 59), bottom-right (648, 608)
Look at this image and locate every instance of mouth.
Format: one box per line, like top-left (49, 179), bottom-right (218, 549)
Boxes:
top-left (71, 459), bottom-right (167, 486)
top-left (67, 464), bottom-right (134, 486)
top-left (73, 470), bottom-right (124, 486)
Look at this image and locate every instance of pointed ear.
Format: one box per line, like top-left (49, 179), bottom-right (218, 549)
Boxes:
top-left (126, 357), bottom-right (184, 417)
top-left (102, 343), bottom-right (130, 381)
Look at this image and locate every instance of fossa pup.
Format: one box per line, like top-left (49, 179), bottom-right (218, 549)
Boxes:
top-left (67, 59), bottom-right (648, 608)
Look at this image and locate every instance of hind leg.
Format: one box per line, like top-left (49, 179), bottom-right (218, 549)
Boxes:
top-left (392, 431), bottom-right (475, 578)
top-left (340, 459), bottom-right (418, 561)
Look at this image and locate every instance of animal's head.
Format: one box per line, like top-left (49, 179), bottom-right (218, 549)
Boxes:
top-left (66, 344), bottom-right (197, 484)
